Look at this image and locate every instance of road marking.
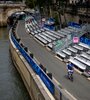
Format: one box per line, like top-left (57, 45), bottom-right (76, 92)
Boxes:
top-left (64, 89), bottom-right (77, 100)
top-left (55, 55), bottom-right (63, 61)
top-left (46, 47), bottom-right (51, 51)
top-left (74, 68), bottom-right (82, 75)
top-left (53, 78), bottom-right (77, 100)
top-left (53, 78), bottom-right (59, 85)
top-left (34, 37), bottom-right (45, 46)
top-left (53, 78), bottom-right (63, 89)
top-left (87, 77), bottom-right (90, 81)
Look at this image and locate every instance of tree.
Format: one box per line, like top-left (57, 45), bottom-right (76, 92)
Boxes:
top-left (53, 0), bottom-right (67, 29)
top-left (25, 0), bottom-right (36, 8)
top-left (36, 0), bottom-right (45, 7)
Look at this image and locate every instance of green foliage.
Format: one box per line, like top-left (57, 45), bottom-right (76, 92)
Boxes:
top-left (12, 0), bottom-right (22, 1)
top-left (25, 0), bottom-right (36, 8)
top-left (36, 0), bottom-right (45, 7)
top-left (54, 14), bottom-right (59, 25)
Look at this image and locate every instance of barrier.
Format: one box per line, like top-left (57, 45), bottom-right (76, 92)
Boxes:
top-left (68, 22), bottom-right (81, 28)
top-left (80, 36), bottom-right (90, 46)
top-left (11, 33), bottom-right (55, 95)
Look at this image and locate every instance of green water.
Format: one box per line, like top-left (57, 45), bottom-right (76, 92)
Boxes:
top-left (0, 27), bottom-right (31, 100)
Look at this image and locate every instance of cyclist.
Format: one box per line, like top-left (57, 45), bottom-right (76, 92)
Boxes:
top-left (66, 62), bottom-right (74, 79)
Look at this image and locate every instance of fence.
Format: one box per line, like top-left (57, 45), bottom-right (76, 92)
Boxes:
top-left (11, 32), bottom-right (55, 95)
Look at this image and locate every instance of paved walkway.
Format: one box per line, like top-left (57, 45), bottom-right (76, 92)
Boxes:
top-left (17, 20), bottom-right (90, 100)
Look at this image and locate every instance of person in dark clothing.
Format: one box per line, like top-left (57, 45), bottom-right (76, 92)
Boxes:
top-left (66, 62), bottom-right (74, 79)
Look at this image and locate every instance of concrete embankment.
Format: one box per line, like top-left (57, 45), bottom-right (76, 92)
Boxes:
top-left (9, 24), bottom-right (55, 100)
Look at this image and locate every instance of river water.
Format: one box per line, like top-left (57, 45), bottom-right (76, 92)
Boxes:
top-left (0, 27), bottom-right (31, 100)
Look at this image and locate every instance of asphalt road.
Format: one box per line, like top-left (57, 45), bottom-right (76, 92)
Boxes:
top-left (16, 20), bottom-right (90, 100)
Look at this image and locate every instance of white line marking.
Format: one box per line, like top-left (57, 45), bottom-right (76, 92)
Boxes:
top-left (64, 89), bottom-right (77, 100)
top-left (55, 55), bottom-right (63, 61)
top-left (53, 78), bottom-right (59, 85)
top-left (46, 47), bottom-right (51, 51)
top-left (53, 78), bottom-right (77, 100)
top-left (87, 78), bottom-right (90, 81)
top-left (53, 78), bottom-right (63, 89)
top-left (74, 68), bottom-right (82, 75)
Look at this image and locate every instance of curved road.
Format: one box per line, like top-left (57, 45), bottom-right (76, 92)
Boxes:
top-left (17, 20), bottom-right (90, 100)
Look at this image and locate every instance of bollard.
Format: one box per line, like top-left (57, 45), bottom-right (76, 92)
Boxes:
top-left (39, 63), bottom-right (43, 69)
top-left (17, 38), bottom-right (21, 43)
top-left (47, 73), bottom-right (52, 79)
top-left (43, 67), bottom-right (46, 73)
top-left (30, 53), bottom-right (33, 58)
top-left (13, 33), bottom-right (17, 39)
top-left (39, 64), bottom-right (46, 73)
top-left (24, 47), bottom-right (28, 52)
top-left (20, 43), bottom-right (24, 47)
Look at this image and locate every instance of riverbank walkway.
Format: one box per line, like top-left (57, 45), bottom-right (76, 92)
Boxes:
top-left (16, 20), bottom-right (90, 100)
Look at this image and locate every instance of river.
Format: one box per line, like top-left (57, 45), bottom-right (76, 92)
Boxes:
top-left (0, 27), bottom-right (31, 100)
